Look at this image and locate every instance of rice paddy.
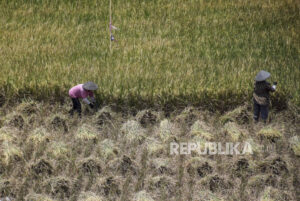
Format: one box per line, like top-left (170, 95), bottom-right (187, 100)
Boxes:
top-left (0, 0), bottom-right (299, 108)
top-left (0, 0), bottom-right (299, 200)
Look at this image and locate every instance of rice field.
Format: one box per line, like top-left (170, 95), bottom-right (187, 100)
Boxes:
top-left (1, 1), bottom-right (299, 200)
top-left (0, 100), bottom-right (299, 200)
top-left (0, 0), bottom-right (299, 107)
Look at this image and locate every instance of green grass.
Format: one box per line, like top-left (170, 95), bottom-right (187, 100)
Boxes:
top-left (0, 0), bottom-right (299, 108)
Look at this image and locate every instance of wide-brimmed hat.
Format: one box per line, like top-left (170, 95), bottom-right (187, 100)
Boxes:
top-left (255, 70), bottom-right (270, 82)
top-left (83, 81), bottom-right (98, 91)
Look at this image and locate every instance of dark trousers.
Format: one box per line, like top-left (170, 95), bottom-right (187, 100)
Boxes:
top-left (70, 98), bottom-right (81, 116)
top-left (253, 101), bottom-right (268, 122)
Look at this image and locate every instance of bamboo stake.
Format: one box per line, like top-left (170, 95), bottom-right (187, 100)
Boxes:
top-left (109, 0), bottom-right (112, 52)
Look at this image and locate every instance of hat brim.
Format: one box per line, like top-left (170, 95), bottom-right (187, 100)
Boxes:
top-left (255, 71), bottom-right (270, 81)
top-left (83, 82), bottom-right (98, 91)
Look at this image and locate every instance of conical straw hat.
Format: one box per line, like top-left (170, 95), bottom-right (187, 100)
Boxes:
top-left (255, 70), bottom-right (270, 81)
top-left (83, 81), bottom-right (98, 91)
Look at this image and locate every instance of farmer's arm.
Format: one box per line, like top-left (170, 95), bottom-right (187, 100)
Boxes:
top-left (83, 98), bottom-right (94, 109)
top-left (82, 92), bottom-right (95, 104)
top-left (89, 92), bottom-right (96, 103)
top-left (84, 92), bottom-right (96, 108)
top-left (82, 98), bottom-right (91, 105)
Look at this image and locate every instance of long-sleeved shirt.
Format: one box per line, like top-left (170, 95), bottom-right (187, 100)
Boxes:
top-left (253, 81), bottom-right (275, 105)
top-left (69, 84), bottom-right (94, 99)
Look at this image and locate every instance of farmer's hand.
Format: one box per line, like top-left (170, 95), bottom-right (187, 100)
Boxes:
top-left (90, 97), bottom-right (96, 103)
top-left (272, 82), bottom-right (277, 90)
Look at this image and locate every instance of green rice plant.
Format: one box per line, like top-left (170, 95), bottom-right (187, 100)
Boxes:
top-left (0, 0), bottom-right (298, 107)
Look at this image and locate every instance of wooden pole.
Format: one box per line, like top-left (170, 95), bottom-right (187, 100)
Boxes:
top-left (109, 0), bottom-right (112, 52)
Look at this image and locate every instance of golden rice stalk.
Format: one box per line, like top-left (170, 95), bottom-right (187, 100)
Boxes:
top-left (259, 187), bottom-right (277, 201)
top-left (75, 124), bottom-right (98, 141)
top-left (46, 142), bottom-right (70, 159)
top-left (157, 119), bottom-right (177, 142)
top-left (25, 193), bottom-right (56, 201)
top-left (120, 120), bottom-right (145, 144)
top-left (219, 105), bottom-right (249, 125)
top-left (0, 141), bottom-right (23, 166)
top-left (244, 138), bottom-right (262, 156)
top-left (190, 120), bottom-right (213, 140)
top-left (27, 127), bottom-right (49, 147)
top-left (133, 190), bottom-right (155, 201)
top-left (16, 99), bottom-right (39, 116)
top-left (96, 139), bottom-right (119, 161)
top-left (0, 127), bottom-right (18, 143)
top-left (78, 192), bottom-right (104, 201)
top-left (288, 136), bottom-right (300, 156)
top-left (257, 126), bottom-right (283, 141)
top-left (224, 122), bottom-right (245, 142)
top-left (291, 143), bottom-right (300, 156)
top-left (145, 138), bottom-right (165, 157)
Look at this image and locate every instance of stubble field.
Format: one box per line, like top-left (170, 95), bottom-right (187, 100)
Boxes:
top-left (0, 100), bottom-right (299, 200)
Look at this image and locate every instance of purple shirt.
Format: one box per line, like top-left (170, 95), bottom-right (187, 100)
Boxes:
top-left (69, 84), bottom-right (94, 99)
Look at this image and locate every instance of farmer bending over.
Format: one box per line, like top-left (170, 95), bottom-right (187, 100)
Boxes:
top-left (69, 81), bottom-right (98, 116)
top-left (253, 70), bottom-right (277, 123)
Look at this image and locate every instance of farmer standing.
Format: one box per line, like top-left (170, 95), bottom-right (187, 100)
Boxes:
top-left (253, 70), bottom-right (277, 123)
top-left (69, 81), bottom-right (98, 116)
